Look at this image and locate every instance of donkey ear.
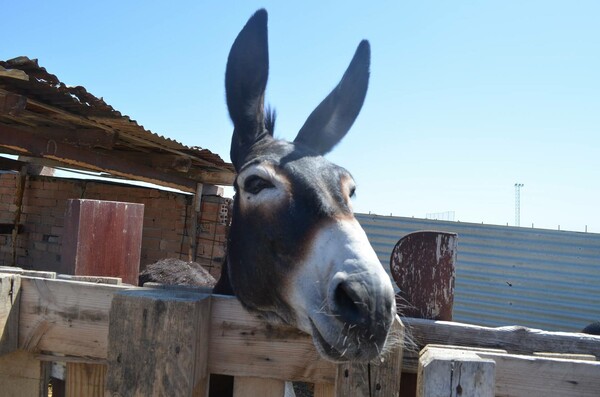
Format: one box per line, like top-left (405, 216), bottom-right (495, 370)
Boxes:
top-left (226, 9), bottom-right (270, 170)
top-left (294, 40), bottom-right (370, 155)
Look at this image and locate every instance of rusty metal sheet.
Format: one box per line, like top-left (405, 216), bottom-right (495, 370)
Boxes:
top-left (61, 199), bottom-right (144, 285)
top-left (390, 231), bottom-right (457, 321)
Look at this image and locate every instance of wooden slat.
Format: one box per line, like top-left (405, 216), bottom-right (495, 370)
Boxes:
top-left (18, 277), bottom-right (129, 358)
top-left (0, 350), bottom-right (46, 396)
top-left (314, 383), bottom-right (335, 397)
top-left (0, 274), bottom-right (20, 356)
top-left (417, 346), bottom-right (495, 397)
top-left (477, 350), bottom-right (600, 397)
top-left (1, 267), bottom-right (57, 279)
top-left (105, 289), bottom-right (211, 397)
top-left (233, 377), bottom-right (286, 397)
top-left (402, 317), bottom-right (600, 373)
top-left (15, 277), bottom-right (600, 376)
top-left (66, 363), bottom-right (106, 397)
top-left (335, 317), bottom-right (404, 397)
top-left (0, 123), bottom-right (201, 192)
top-left (369, 316), bottom-right (404, 395)
top-left (208, 294), bottom-right (336, 384)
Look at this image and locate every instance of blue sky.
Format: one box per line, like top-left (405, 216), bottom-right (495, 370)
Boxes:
top-left (3, 1), bottom-right (599, 232)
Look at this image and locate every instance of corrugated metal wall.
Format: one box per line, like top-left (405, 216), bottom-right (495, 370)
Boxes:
top-left (356, 213), bottom-right (600, 332)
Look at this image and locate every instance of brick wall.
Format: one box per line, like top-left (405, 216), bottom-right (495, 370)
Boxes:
top-left (0, 172), bottom-right (230, 280)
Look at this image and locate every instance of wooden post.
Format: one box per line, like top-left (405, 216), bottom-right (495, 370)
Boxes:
top-left (65, 362), bottom-right (105, 397)
top-left (0, 274), bottom-right (48, 396)
top-left (60, 198), bottom-right (143, 397)
top-left (0, 350), bottom-right (49, 397)
top-left (105, 289), bottom-right (211, 397)
top-left (417, 346), bottom-right (495, 397)
top-left (189, 183), bottom-right (203, 261)
top-left (0, 273), bottom-right (20, 355)
top-left (335, 316), bottom-right (404, 397)
top-left (233, 377), bottom-right (286, 397)
top-left (11, 166), bottom-right (27, 267)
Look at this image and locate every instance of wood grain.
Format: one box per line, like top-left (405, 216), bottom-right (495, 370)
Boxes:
top-left (417, 346), bottom-right (495, 397)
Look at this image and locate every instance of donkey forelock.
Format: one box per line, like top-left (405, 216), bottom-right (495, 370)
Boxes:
top-left (215, 9), bottom-right (396, 363)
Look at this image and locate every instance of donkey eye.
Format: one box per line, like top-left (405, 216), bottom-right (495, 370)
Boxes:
top-left (349, 186), bottom-right (356, 198)
top-left (244, 175), bottom-right (275, 194)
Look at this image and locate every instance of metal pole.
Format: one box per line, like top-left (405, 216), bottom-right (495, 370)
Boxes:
top-left (514, 183), bottom-right (524, 227)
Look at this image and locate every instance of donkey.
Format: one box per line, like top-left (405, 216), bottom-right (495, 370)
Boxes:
top-left (212, 9), bottom-right (397, 364)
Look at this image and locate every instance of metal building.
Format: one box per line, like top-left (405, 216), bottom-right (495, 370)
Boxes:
top-left (357, 213), bottom-right (600, 332)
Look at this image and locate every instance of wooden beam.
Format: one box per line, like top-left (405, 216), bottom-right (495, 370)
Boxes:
top-left (207, 293), bottom-right (337, 384)
top-left (418, 345), bottom-right (600, 397)
top-left (66, 363), bottom-right (106, 397)
top-left (14, 276), bottom-right (600, 394)
top-left (0, 67), bottom-right (29, 81)
top-left (0, 350), bottom-right (47, 396)
top-left (480, 350), bottom-right (600, 397)
top-left (105, 289), bottom-right (212, 397)
top-left (18, 127), bottom-right (118, 150)
top-left (121, 151), bottom-right (192, 172)
top-left (1, 90), bottom-right (233, 173)
top-left (0, 274), bottom-right (20, 356)
top-left (0, 123), bottom-right (200, 192)
top-left (190, 169), bottom-right (236, 186)
top-left (335, 317), bottom-right (404, 397)
top-left (417, 346), bottom-right (495, 397)
top-left (18, 277), bottom-right (128, 358)
top-left (233, 377), bottom-right (286, 397)
top-left (0, 92), bottom-right (27, 115)
top-left (402, 317), bottom-right (600, 373)
top-left (0, 156), bottom-right (27, 171)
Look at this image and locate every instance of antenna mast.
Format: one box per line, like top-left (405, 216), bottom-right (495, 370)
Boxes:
top-left (514, 183), bottom-right (524, 226)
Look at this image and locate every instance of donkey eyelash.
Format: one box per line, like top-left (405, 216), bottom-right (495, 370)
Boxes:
top-left (349, 186), bottom-right (357, 198)
top-left (244, 175), bottom-right (275, 194)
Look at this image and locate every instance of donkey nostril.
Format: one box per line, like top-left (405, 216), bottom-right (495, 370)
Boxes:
top-left (334, 280), bottom-right (369, 324)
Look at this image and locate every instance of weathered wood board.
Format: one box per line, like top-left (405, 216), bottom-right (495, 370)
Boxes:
top-left (105, 289), bottom-right (212, 397)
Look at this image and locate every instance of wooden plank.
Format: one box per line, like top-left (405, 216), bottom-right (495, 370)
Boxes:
top-left (65, 363), bottom-right (106, 397)
top-left (56, 274), bottom-right (122, 285)
top-left (208, 294), bottom-right (336, 384)
top-left (477, 350), bottom-right (600, 397)
top-left (533, 352), bottom-right (596, 361)
top-left (0, 67), bottom-right (29, 80)
top-left (368, 316), bottom-right (404, 395)
top-left (1, 267), bottom-right (57, 279)
top-left (313, 383), bottom-right (335, 397)
top-left (403, 317), bottom-right (600, 373)
top-left (233, 377), bottom-right (286, 397)
top-left (417, 346), bottom-right (495, 397)
top-left (17, 127), bottom-right (117, 150)
top-left (0, 350), bottom-right (46, 396)
top-left (0, 123), bottom-right (201, 192)
top-left (15, 277), bottom-right (600, 378)
top-left (18, 276), bottom-right (129, 358)
top-left (0, 274), bottom-right (20, 356)
top-left (335, 316), bottom-right (404, 396)
top-left (105, 289), bottom-right (211, 397)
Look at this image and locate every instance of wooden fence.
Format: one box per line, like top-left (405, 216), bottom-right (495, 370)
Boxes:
top-left (1, 269), bottom-right (600, 396)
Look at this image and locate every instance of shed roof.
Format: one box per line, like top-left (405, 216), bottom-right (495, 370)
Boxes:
top-left (0, 57), bottom-right (235, 192)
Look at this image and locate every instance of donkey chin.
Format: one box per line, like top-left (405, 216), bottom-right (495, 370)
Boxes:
top-left (288, 219), bottom-right (397, 363)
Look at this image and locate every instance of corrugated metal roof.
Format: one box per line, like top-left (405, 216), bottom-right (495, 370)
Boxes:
top-left (0, 57), bottom-right (235, 188)
top-left (357, 213), bottom-right (600, 332)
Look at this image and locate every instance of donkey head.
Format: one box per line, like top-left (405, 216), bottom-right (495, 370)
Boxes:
top-left (218, 9), bottom-right (396, 362)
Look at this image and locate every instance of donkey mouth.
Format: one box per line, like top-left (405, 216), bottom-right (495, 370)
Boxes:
top-left (309, 319), bottom-right (346, 362)
top-left (309, 318), bottom-right (385, 363)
